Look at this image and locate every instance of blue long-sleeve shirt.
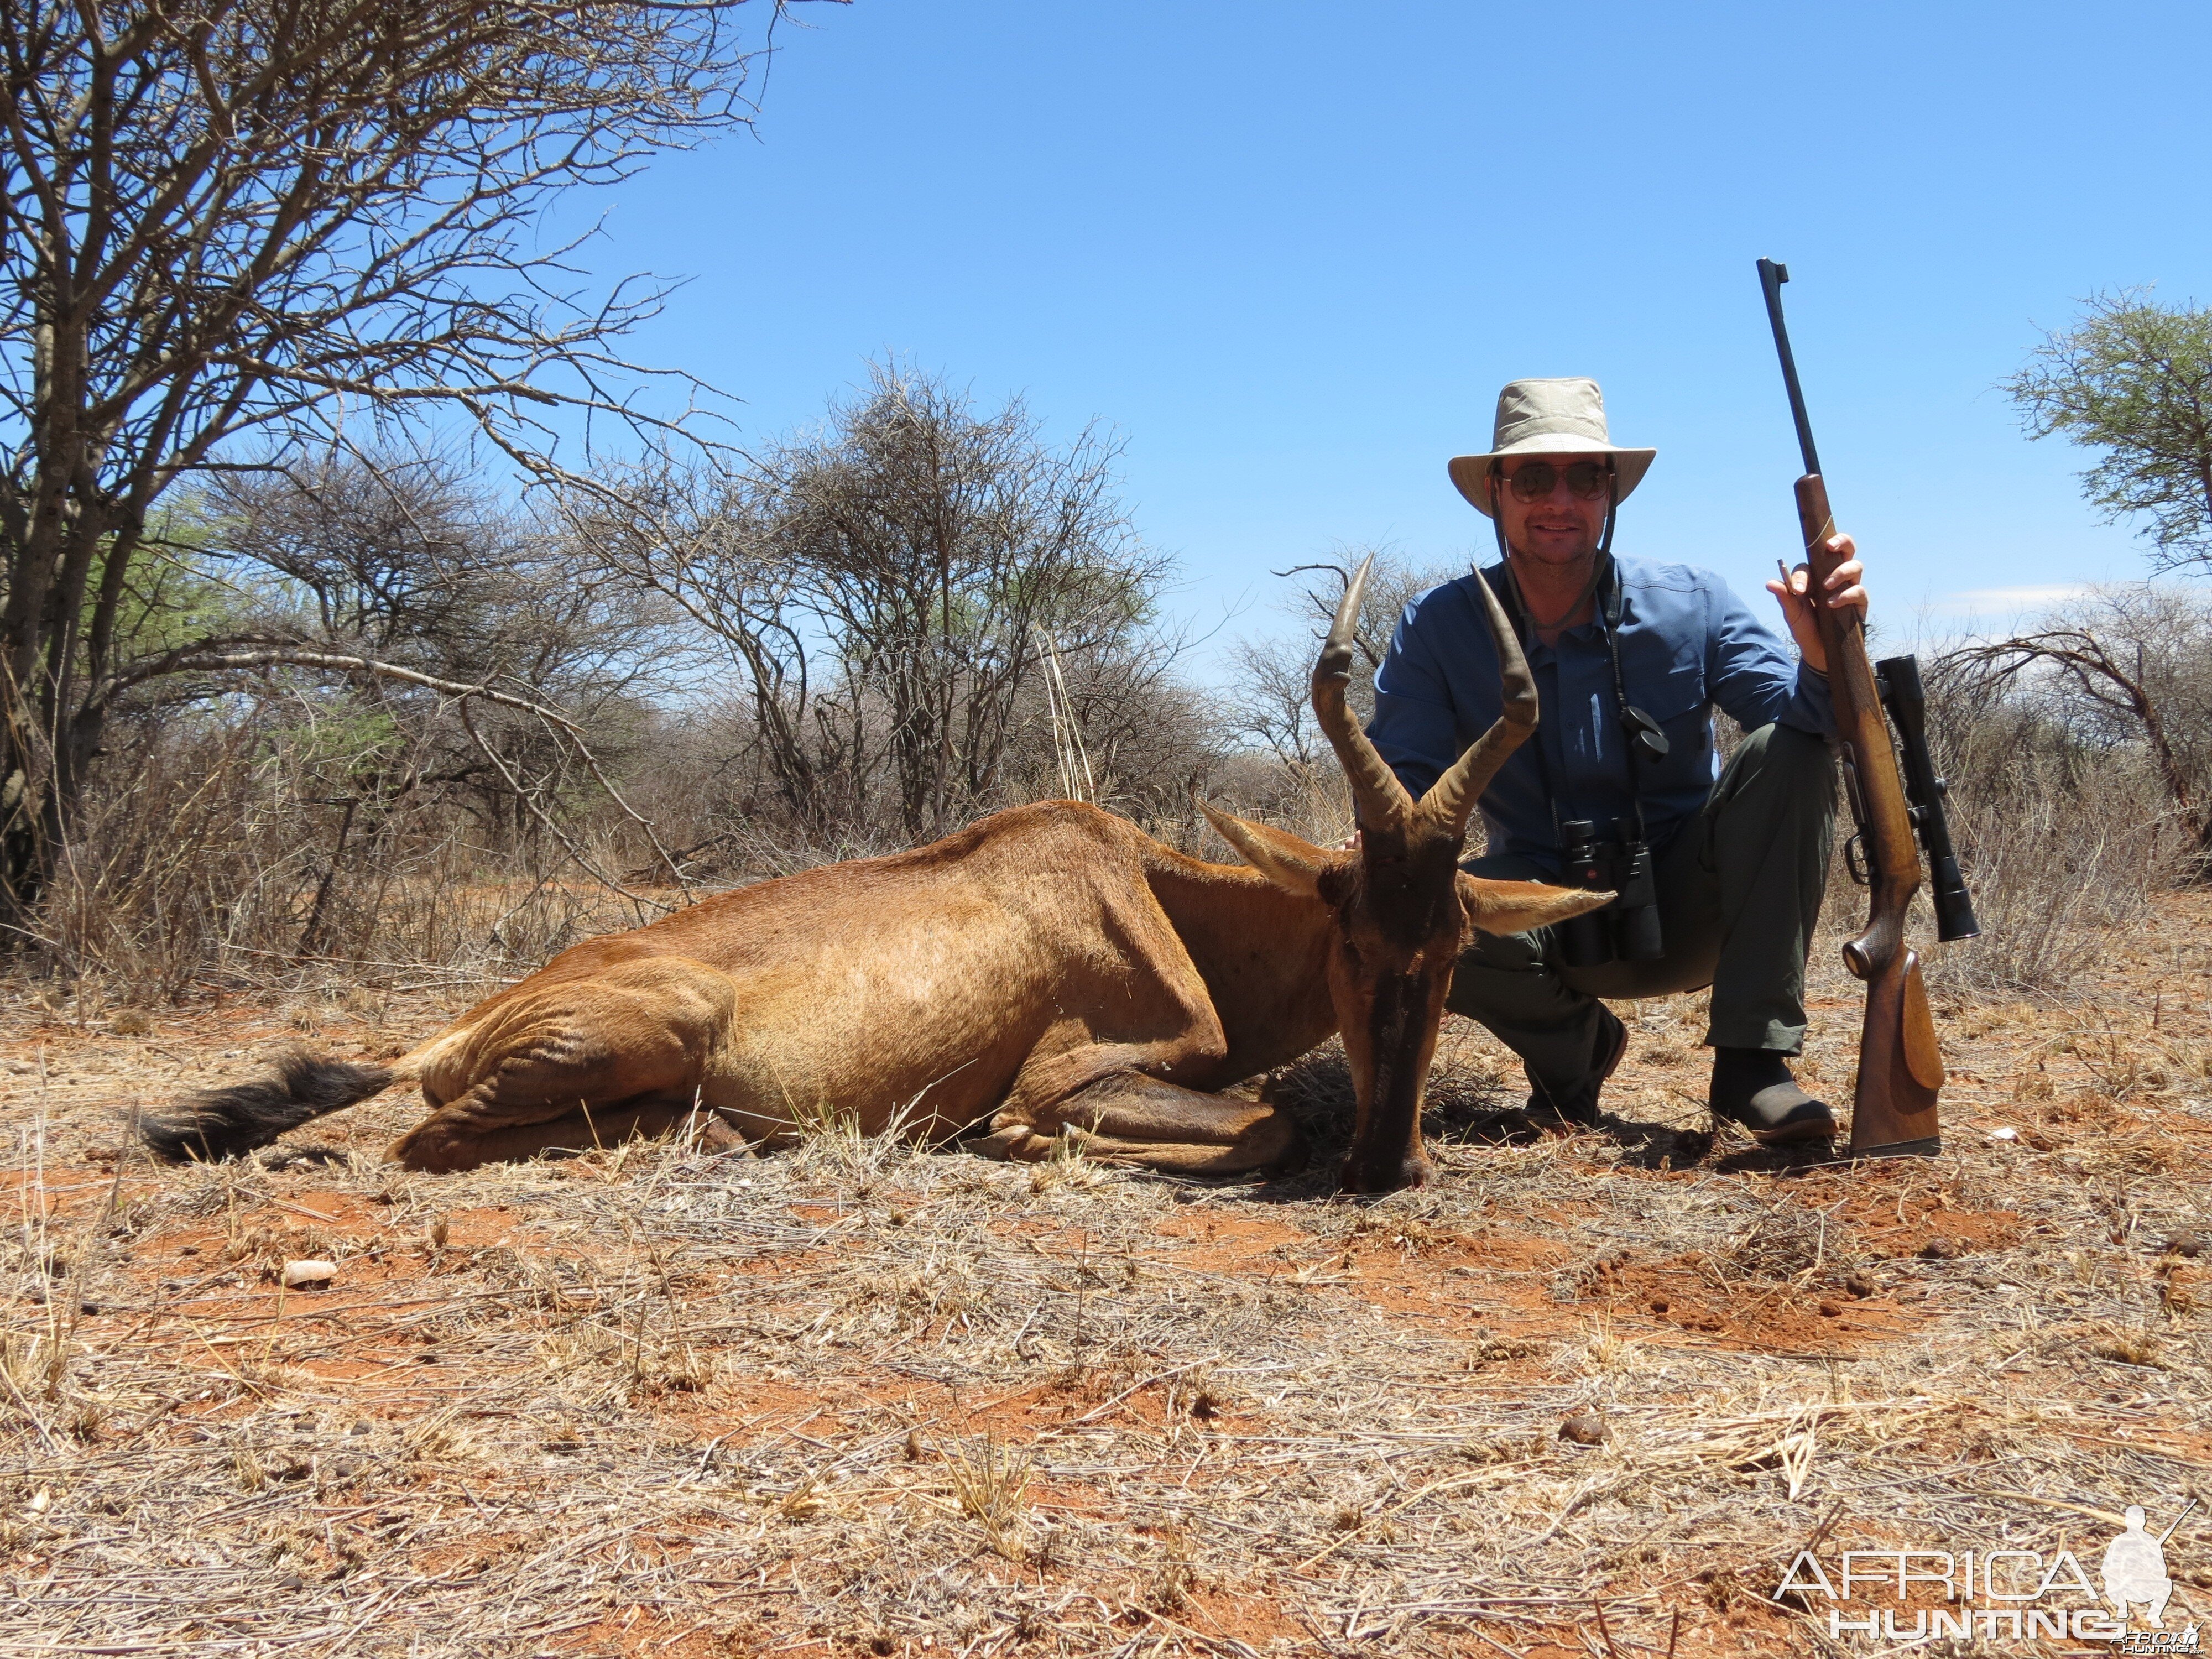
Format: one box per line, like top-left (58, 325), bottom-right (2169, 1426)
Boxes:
top-left (1367, 556), bottom-right (1834, 872)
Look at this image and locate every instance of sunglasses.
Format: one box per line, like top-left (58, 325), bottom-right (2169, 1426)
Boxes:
top-left (1495, 459), bottom-right (1614, 504)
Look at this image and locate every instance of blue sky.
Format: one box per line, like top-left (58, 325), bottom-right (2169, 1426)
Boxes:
top-left (564, 0), bottom-right (2212, 673)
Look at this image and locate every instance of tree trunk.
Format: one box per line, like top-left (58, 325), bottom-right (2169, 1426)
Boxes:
top-left (0, 503), bottom-right (141, 921)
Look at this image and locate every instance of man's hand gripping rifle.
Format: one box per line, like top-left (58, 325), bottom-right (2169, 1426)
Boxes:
top-left (1756, 258), bottom-right (1981, 1157)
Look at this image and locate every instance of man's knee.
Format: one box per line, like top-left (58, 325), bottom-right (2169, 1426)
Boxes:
top-left (1446, 925), bottom-right (1579, 1026)
top-left (1446, 928), bottom-right (1532, 1018)
top-left (1724, 723), bottom-right (1834, 810)
top-left (1742, 720), bottom-right (1828, 772)
top-left (1458, 924), bottom-right (1545, 974)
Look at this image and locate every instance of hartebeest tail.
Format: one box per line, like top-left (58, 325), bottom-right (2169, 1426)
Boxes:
top-left (144, 1052), bottom-right (398, 1162)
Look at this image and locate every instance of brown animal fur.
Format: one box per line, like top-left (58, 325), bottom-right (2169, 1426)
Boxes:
top-left (150, 561), bottom-right (1603, 1191)
top-left (151, 801), bottom-right (1601, 1180)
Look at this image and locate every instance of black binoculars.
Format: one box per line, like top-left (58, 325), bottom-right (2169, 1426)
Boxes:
top-left (1556, 818), bottom-right (1665, 968)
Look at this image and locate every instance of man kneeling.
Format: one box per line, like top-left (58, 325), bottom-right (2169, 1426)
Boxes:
top-left (1366, 377), bottom-right (1869, 1141)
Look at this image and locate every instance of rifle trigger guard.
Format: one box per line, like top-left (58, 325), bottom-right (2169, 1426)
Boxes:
top-left (1843, 831), bottom-right (1871, 886)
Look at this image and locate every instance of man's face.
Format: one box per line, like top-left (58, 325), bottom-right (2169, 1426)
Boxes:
top-left (1493, 452), bottom-right (1611, 567)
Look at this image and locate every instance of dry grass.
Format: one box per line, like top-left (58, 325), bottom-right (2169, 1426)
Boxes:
top-left (1, 898), bottom-right (2208, 1657)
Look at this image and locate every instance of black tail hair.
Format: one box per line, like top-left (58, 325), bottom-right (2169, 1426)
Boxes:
top-left (143, 1052), bottom-right (397, 1164)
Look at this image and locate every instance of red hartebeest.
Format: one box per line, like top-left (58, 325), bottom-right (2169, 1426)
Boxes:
top-left (147, 563), bottom-right (1604, 1192)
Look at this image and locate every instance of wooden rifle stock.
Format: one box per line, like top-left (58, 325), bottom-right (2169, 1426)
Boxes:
top-left (1796, 473), bottom-right (1946, 1157)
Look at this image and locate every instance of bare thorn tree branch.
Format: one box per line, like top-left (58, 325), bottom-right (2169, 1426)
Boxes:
top-left (0, 0), bottom-right (817, 911)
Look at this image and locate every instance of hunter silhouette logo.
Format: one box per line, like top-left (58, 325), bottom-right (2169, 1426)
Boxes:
top-left (2104, 1504), bottom-right (2183, 1627)
top-left (1775, 1495), bottom-right (2199, 1649)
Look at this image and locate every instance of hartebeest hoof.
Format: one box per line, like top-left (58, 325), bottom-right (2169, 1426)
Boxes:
top-left (691, 1115), bottom-right (749, 1155)
top-left (385, 1097), bottom-right (719, 1172)
top-left (1340, 1151), bottom-right (1434, 1196)
top-left (972, 1094), bottom-right (1305, 1178)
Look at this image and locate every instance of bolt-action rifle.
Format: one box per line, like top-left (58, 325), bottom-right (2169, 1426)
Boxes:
top-left (1755, 258), bottom-right (1981, 1157)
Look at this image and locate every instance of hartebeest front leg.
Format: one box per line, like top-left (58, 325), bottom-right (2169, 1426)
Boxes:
top-left (973, 885), bottom-right (1303, 1176)
top-left (978, 1071), bottom-right (1301, 1175)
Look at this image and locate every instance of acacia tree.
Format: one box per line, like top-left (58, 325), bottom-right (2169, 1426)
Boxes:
top-left (1225, 549), bottom-right (1449, 776)
top-left (0, 0), bottom-right (799, 915)
top-left (2006, 290), bottom-right (2212, 572)
top-left (592, 364), bottom-right (1175, 842)
top-left (203, 452), bottom-right (685, 849)
top-left (1948, 586), bottom-right (2212, 869)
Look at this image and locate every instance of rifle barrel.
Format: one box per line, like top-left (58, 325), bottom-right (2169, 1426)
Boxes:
top-left (2157, 1497), bottom-right (2198, 1546)
top-left (1757, 258), bottom-right (1823, 478)
top-left (1758, 257), bottom-right (1944, 1159)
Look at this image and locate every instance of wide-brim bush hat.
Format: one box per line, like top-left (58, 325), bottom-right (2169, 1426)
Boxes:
top-left (1448, 377), bottom-right (1657, 518)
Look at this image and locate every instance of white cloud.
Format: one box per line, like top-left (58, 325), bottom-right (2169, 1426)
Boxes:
top-left (1931, 583), bottom-right (2094, 615)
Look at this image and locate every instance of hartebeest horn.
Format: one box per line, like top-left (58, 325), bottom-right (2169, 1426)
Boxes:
top-left (1311, 556), bottom-right (1415, 837)
top-left (1416, 567), bottom-right (1538, 841)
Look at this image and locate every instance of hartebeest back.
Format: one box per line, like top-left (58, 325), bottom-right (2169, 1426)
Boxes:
top-left (147, 561), bottom-right (1601, 1192)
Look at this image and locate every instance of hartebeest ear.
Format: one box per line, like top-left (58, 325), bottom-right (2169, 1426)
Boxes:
top-left (1197, 801), bottom-right (1342, 898)
top-left (1459, 875), bottom-right (1614, 936)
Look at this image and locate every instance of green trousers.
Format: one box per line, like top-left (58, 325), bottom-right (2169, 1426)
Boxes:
top-left (1448, 723), bottom-right (1837, 1105)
